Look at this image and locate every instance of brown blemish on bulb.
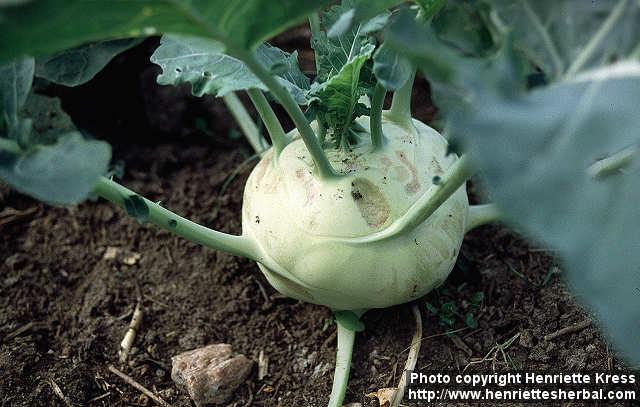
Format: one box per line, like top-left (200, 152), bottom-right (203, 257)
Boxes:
top-left (351, 178), bottom-right (390, 228)
top-left (396, 151), bottom-right (421, 194)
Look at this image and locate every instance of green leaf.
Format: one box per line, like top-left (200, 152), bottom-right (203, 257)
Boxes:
top-left (414, 0), bottom-right (448, 19)
top-left (123, 194), bottom-right (150, 224)
top-left (327, 0), bottom-right (403, 38)
top-left (151, 35), bottom-right (309, 104)
top-left (20, 94), bottom-right (76, 146)
top-left (35, 38), bottom-right (143, 86)
top-left (385, 2), bottom-right (640, 363)
top-left (334, 310), bottom-right (365, 332)
top-left (0, 132), bottom-right (111, 205)
top-left (488, 0), bottom-right (640, 79)
top-left (0, 0), bottom-right (332, 61)
top-left (432, 0), bottom-right (496, 57)
top-left (425, 302), bottom-right (439, 315)
top-left (312, 0), bottom-right (385, 83)
top-left (464, 312), bottom-right (478, 329)
top-left (309, 45), bottom-right (375, 146)
top-left (0, 57), bottom-right (34, 132)
top-left (373, 43), bottom-right (413, 90)
top-left (452, 62), bottom-right (640, 362)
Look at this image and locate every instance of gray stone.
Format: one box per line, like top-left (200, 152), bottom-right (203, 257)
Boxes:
top-left (172, 343), bottom-right (253, 406)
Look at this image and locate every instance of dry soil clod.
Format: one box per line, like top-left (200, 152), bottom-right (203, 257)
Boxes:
top-left (171, 343), bottom-right (254, 406)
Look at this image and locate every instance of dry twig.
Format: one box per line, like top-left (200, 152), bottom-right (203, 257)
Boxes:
top-left (107, 365), bottom-right (170, 407)
top-left (544, 319), bottom-right (592, 341)
top-left (47, 378), bottom-right (72, 407)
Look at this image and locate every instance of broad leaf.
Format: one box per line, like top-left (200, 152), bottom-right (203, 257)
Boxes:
top-left (151, 35), bottom-right (309, 104)
top-left (385, 4), bottom-right (640, 363)
top-left (312, 0), bottom-right (386, 82)
top-left (373, 43), bottom-right (413, 90)
top-left (432, 0), bottom-right (496, 57)
top-left (20, 94), bottom-right (76, 147)
top-left (327, 0), bottom-right (404, 38)
top-left (489, 0), bottom-right (640, 79)
top-left (36, 38), bottom-right (143, 86)
top-left (309, 45), bottom-right (375, 146)
top-left (0, 132), bottom-right (111, 205)
top-left (0, 57), bottom-right (34, 132)
top-left (455, 62), bottom-right (640, 363)
top-left (414, 0), bottom-right (448, 18)
top-left (0, 0), bottom-right (332, 61)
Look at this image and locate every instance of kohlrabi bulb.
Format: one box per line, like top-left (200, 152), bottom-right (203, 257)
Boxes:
top-left (242, 114), bottom-right (468, 310)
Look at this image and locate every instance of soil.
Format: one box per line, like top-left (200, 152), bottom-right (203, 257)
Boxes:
top-left (0, 28), bottom-right (630, 407)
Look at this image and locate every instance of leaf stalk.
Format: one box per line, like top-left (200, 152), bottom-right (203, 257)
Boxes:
top-left (370, 82), bottom-right (387, 149)
top-left (229, 47), bottom-right (339, 179)
top-left (247, 89), bottom-right (289, 156)
top-left (222, 93), bottom-right (268, 156)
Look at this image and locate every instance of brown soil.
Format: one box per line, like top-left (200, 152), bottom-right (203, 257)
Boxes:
top-left (0, 30), bottom-right (629, 407)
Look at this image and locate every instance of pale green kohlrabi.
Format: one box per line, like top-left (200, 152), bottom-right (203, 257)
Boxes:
top-left (242, 114), bottom-right (468, 311)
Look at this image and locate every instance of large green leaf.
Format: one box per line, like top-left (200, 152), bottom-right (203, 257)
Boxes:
top-left (0, 57), bottom-right (34, 132)
top-left (373, 43), bottom-right (413, 90)
top-left (0, 0), bottom-right (332, 61)
top-left (0, 57), bottom-right (111, 205)
top-left (151, 35), bottom-right (309, 104)
top-left (309, 44), bottom-right (375, 146)
top-left (327, 0), bottom-right (404, 38)
top-left (456, 62), bottom-right (640, 363)
top-left (36, 38), bottom-right (143, 86)
top-left (488, 0), bottom-right (640, 79)
top-left (0, 132), bottom-right (111, 205)
top-left (385, 4), bottom-right (640, 362)
top-left (312, 0), bottom-right (386, 82)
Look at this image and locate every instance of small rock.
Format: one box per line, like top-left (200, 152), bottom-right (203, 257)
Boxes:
top-left (103, 246), bottom-right (120, 260)
top-left (122, 251), bottom-right (142, 265)
top-left (172, 343), bottom-right (254, 406)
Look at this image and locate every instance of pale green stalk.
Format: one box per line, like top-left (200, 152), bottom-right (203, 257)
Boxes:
top-left (229, 47), bottom-right (338, 179)
top-left (327, 321), bottom-right (356, 407)
top-left (388, 69), bottom-right (415, 124)
top-left (222, 93), bottom-right (268, 156)
top-left (564, 0), bottom-right (628, 78)
top-left (309, 13), bottom-right (323, 73)
top-left (0, 137), bottom-right (22, 154)
top-left (466, 203), bottom-right (501, 233)
top-left (370, 82), bottom-right (387, 149)
top-left (93, 177), bottom-right (261, 260)
top-left (246, 89), bottom-right (289, 156)
top-left (335, 155), bottom-right (474, 244)
top-left (327, 310), bottom-right (366, 407)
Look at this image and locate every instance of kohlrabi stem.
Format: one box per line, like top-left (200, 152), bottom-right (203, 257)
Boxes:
top-left (222, 93), bottom-right (268, 156)
top-left (466, 203), bottom-right (501, 233)
top-left (93, 176), bottom-right (261, 260)
top-left (247, 89), bottom-right (289, 156)
top-left (229, 47), bottom-right (338, 179)
top-left (337, 155), bottom-right (474, 244)
top-left (388, 68), bottom-right (415, 125)
top-left (309, 13), bottom-right (322, 73)
top-left (564, 0), bottom-right (628, 78)
top-left (327, 319), bottom-right (357, 407)
top-left (0, 137), bottom-right (22, 154)
top-left (370, 82), bottom-right (387, 149)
